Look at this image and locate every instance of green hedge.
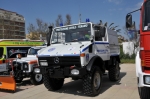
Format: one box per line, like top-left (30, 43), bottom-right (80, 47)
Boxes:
top-left (121, 59), bottom-right (135, 63)
top-left (119, 45), bottom-right (135, 63)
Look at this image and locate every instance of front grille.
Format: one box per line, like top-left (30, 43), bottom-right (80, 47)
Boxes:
top-left (12, 62), bottom-right (29, 70)
top-left (38, 56), bottom-right (81, 67)
top-left (23, 63), bottom-right (29, 70)
top-left (13, 62), bottom-right (22, 70)
top-left (145, 51), bottom-right (150, 66)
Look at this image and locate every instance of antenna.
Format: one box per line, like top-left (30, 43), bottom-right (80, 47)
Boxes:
top-left (79, 5), bottom-right (81, 23)
top-left (79, 14), bottom-right (81, 23)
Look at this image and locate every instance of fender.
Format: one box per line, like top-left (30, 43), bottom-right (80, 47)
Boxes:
top-left (135, 51), bottom-right (142, 77)
top-left (86, 56), bottom-right (104, 72)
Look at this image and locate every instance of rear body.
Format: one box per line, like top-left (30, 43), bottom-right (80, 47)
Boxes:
top-left (0, 39), bottom-right (44, 73)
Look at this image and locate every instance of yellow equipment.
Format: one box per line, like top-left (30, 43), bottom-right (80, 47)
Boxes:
top-left (0, 39), bottom-right (44, 91)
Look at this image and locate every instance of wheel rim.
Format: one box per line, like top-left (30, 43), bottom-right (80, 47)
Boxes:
top-left (93, 72), bottom-right (101, 90)
top-left (35, 74), bottom-right (42, 82)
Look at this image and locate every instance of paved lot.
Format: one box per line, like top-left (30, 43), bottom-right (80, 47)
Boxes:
top-left (0, 64), bottom-right (140, 99)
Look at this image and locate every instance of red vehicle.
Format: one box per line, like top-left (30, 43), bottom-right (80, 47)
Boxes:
top-left (126, 0), bottom-right (150, 99)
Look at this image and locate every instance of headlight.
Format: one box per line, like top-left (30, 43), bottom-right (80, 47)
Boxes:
top-left (34, 68), bottom-right (40, 73)
top-left (145, 76), bottom-right (150, 84)
top-left (40, 62), bottom-right (48, 66)
top-left (71, 69), bottom-right (79, 75)
top-left (24, 64), bottom-right (28, 68)
top-left (23, 63), bottom-right (28, 70)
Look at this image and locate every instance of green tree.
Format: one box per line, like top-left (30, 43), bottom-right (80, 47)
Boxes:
top-left (64, 14), bottom-right (71, 25)
top-left (27, 18), bottom-right (53, 40)
top-left (55, 14), bottom-right (63, 27)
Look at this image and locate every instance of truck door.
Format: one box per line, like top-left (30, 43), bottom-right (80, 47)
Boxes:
top-left (0, 47), bottom-right (7, 72)
top-left (94, 27), bottom-right (109, 61)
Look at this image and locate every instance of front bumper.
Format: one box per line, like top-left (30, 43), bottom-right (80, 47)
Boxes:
top-left (138, 72), bottom-right (150, 87)
top-left (34, 66), bottom-right (87, 78)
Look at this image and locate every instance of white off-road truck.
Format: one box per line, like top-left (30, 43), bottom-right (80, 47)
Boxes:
top-left (34, 22), bottom-right (120, 96)
top-left (12, 46), bottom-right (46, 84)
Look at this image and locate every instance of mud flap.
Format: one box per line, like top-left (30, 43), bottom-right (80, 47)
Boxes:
top-left (0, 75), bottom-right (16, 91)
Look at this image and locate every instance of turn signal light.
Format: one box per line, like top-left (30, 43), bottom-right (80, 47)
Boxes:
top-left (141, 60), bottom-right (145, 66)
top-left (80, 53), bottom-right (85, 57)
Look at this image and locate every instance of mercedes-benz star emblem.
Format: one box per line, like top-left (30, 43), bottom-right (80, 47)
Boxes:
top-left (54, 57), bottom-right (59, 64)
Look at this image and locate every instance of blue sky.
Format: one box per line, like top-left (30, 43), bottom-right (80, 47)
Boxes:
top-left (0, 0), bottom-right (143, 39)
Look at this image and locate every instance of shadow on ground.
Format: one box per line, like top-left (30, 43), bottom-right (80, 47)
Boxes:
top-left (54, 72), bottom-right (126, 96)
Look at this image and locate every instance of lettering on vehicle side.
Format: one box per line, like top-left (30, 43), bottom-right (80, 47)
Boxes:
top-left (86, 54), bottom-right (89, 62)
top-left (68, 47), bottom-right (76, 51)
top-left (97, 49), bottom-right (108, 54)
top-left (48, 48), bottom-right (55, 52)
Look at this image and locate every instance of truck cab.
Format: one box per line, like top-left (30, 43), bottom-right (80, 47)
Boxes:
top-left (126, 0), bottom-right (150, 98)
top-left (11, 46), bottom-right (46, 84)
top-left (35, 22), bottom-right (120, 96)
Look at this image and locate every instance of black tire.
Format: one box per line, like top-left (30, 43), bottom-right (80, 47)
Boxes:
top-left (83, 66), bottom-right (102, 96)
top-left (30, 74), bottom-right (43, 85)
top-left (138, 87), bottom-right (150, 99)
top-left (15, 78), bottom-right (23, 83)
top-left (108, 59), bottom-right (120, 81)
top-left (14, 70), bottom-right (23, 83)
top-left (43, 74), bottom-right (64, 91)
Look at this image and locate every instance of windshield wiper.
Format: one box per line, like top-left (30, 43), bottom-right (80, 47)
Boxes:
top-left (51, 42), bottom-right (62, 44)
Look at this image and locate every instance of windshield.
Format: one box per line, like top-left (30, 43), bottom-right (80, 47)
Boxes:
top-left (51, 23), bottom-right (91, 43)
top-left (28, 48), bottom-right (40, 55)
top-left (143, 1), bottom-right (150, 31)
top-left (7, 47), bottom-right (30, 58)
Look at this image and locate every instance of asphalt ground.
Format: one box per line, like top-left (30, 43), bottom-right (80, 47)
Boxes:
top-left (0, 64), bottom-right (140, 99)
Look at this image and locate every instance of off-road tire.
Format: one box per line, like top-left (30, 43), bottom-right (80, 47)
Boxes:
top-left (30, 74), bottom-right (43, 85)
top-left (43, 74), bottom-right (64, 91)
top-left (15, 78), bottom-right (23, 83)
top-left (138, 87), bottom-right (150, 99)
top-left (83, 66), bottom-right (102, 96)
top-left (108, 59), bottom-right (120, 81)
top-left (14, 70), bottom-right (23, 83)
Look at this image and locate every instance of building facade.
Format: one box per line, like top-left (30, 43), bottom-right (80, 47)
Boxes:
top-left (0, 8), bottom-right (25, 39)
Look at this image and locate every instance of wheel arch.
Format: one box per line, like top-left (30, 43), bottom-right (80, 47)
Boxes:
top-left (86, 56), bottom-right (105, 73)
top-left (136, 51), bottom-right (142, 77)
top-left (108, 55), bottom-right (120, 67)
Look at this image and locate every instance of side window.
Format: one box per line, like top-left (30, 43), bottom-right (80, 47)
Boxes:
top-left (7, 47), bottom-right (30, 57)
top-left (144, 1), bottom-right (150, 26)
top-left (0, 47), bottom-right (4, 58)
top-left (94, 26), bottom-right (106, 41)
top-left (28, 48), bottom-right (39, 55)
top-left (95, 30), bottom-right (102, 41)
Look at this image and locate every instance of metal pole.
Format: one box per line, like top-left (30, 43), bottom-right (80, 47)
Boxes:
top-left (2, 25), bottom-right (4, 39)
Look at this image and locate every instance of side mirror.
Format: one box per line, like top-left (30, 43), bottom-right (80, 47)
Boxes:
top-left (89, 35), bottom-right (94, 42)
top-left (126, 14), bottom-right (132, 29)
top-left (99, 26), bottom-right (105, 37)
